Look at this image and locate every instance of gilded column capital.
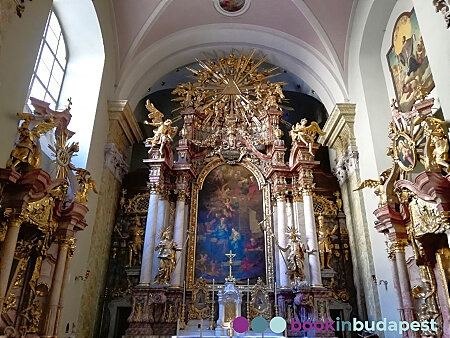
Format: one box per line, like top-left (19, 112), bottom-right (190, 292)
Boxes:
top-left (292, 189), bottom-right (303, 202)
top-left (273, 191), bottom-right (286, 202)
top-left (148, 183), bottom-right (162, 195)
top-left (301, 183), bottom-right (315, 196)
top-left (388, 239), bottom-right (409, 254)
top-left (55, 236), bottom-right (76, 250)
top-left (175, 190), bottom-right (188, 202)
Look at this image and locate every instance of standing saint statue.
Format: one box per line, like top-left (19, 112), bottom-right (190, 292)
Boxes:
top-left (317, 215), bottom-right (338, 270)
top-left (154, 229), bottom-right (181, 285)
top-left (127, 216), bottom-right (144, 267)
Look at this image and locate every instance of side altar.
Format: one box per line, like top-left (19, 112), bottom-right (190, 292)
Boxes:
top-left (99, 51), bottom-right (355, 338)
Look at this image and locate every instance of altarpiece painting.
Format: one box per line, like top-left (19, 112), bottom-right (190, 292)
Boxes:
top-left (193, 164), bottom-right (266, 284)
top-left (386, 8), bottom-right (434, 112)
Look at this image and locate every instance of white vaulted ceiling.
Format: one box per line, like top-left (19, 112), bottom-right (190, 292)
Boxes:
top-left (111, 0), bottom-right (356, 112)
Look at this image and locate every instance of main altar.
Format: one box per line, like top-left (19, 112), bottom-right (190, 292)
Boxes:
top-left (99, 51), bottom-right (355, 337)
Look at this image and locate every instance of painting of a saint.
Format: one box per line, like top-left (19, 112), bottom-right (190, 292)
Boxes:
top-left (395, 134), bottom-right (416, 171)
top-left (386, 9), bottom-right (434, 112)
top-left (195, 164), bottom-right (265, 283)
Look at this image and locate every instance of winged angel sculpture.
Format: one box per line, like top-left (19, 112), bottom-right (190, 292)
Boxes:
top-left (143, 100), bottom-right (178, 154)
top-left (6, 112), bottom-right (57, 171)
top-left (289, 119), bottom-right (325, 156)
top-left (354, 168), bottom-right (392, 207)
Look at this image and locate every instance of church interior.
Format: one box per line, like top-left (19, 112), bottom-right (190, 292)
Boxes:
top-left (0, 1), bottom-right (449, 337)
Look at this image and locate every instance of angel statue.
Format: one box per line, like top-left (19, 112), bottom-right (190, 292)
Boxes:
top-left (354, 168), bottom-right (392, 207)
top-left (154, 228), bottom-right (181, 286)
top-left (73, 168), bottom-right (98, 205)
top-left (6, 112), bottom-right (57, 172)
top-left (420, 117), bottom-right (450, 173)
top-left (143, 100), bottom-right (178, 154)
top-left (289, 119), bottom-right (325, 156)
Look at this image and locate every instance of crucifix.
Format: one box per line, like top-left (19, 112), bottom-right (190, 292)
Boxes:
top-left (225, 250), bottom-right (236, 282)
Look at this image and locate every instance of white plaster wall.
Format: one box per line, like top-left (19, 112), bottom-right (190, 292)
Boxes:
top-left (0, 0), bottom-right (52, 165)
top-left (347, 0), bottom-right (405, 335)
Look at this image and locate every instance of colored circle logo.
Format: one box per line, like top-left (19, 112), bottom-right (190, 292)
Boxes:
top-left (232, 317), bottom-right (249, 333)
top-left (251, 316), bottom-right (268, 333)
top-left (269, 316), bottom-right (286, 333)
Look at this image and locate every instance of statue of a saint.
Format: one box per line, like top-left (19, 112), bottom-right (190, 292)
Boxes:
top-left (285, 229), bottom-right (308, 283)
top-left (154, 229), bottom-right (181, 285)
top-left (317, 215), bottom-right (338, 270)
top-left (127, 216), bottom-right (144, 267)
top-left (6, 113), bottom-right (57, 171)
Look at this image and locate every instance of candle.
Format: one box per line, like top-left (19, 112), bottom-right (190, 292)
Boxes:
top-left (183, 281), bottom-right (186, 307)
top-left (274, 281), bottom-right (277, 307)
top-left (247, 278), bottom-right (250, 303)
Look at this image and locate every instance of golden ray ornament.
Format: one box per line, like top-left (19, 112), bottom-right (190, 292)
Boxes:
top-left (48, 129), bottom-right (79, 179)
top-left (172, 49), bottom-right (290, 134)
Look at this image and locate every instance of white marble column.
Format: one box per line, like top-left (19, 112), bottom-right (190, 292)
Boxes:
top-left (276, 193), bottom-right (289, 288)
top-left (303, 190), bottom-right (322, 287)
top-left (139, 192), bottom-right (160, 285)
top-left (446, 230), bottom-right (450, 249)
top-left (151, 195), bottom-right (170, 280)
top-left (42, 238), bottom-right (71, 337)
top-left (293, 192), bottom-right (309, 281)
top-left (172, 191), bottom-right (187, 286)
top-left (0, 218), bottom-right (21, 314)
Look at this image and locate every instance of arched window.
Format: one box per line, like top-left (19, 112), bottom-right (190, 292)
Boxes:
top-left (26, 10), bottom-right (67, 111)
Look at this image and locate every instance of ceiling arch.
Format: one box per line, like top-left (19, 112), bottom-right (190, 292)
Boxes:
top-left (116, 24), bottom-right (348, 113)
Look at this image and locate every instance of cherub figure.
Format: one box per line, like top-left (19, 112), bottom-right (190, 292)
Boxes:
top-left (143, 100), bottom-right (178, 154)
top-left (289, 119), bottom-right (325, 156)
top-left (420, 117), bottom-right (450, 173)
top-left (73, 168), bottom-right (98, 205)
top-left (6, 112), bottom-right (57, 171)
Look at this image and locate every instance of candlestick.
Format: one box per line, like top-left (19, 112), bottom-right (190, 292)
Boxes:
top-left (208, 279), bottom-right (216, 330)
top-left (274, 281), bottom-right (278, 317)
top-left (247, 278), bottom-right (250, 318)
top-left (180, 281), bottom-right (186, 329)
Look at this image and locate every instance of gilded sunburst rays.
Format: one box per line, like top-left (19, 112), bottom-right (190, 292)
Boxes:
top-left (172, 50), bottom-right (290, 131)
top-left (48, 129), bottom-right (79, 179)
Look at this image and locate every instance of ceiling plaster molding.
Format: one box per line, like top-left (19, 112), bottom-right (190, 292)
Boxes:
top-left (291, 0), bottom-right (346, 81)
top-left (121, 0), bottom-right (173, 69)
top-left (116, 24), bottom-right (347, 114)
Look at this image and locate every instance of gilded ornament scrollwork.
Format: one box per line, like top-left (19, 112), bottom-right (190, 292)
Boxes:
top-left (124, 193), bottom-right (150, 214)
top-left (312, 193), bottom-right (338, 216)
top-left (1, 293), bottom-right (17, 314)
top-left (409, 196), bottom-right (450, 237)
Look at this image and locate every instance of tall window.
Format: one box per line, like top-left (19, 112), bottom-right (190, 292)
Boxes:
top-left (27, 10), bottom-right (67, 111)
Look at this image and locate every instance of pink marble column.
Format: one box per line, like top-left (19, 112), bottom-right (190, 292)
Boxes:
top-left (0, 218), bottom-right (22, 314)
top-left (42, 238), bottom-right (71, 337)
top-left (388, 250), bottom-right (405, 321)
top-left (394, 242), bottom-right (418, 338)
top-left (53, 239), bottom-right (75, 336)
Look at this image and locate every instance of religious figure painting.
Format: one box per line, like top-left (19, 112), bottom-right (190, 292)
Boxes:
top-left (195, 164), bottom-right (265, 283)
top-left (219, 0), bottom-right (245, 12)
top-left (394, 133), bottom-right (416, 171)
top-left (386, 9), bottom-right (434, 112)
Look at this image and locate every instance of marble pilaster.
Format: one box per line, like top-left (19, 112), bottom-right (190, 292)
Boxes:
top-left (140, 192), bottom-right (160, 285)
top-left (388, 253), bottom-right (405, 321)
